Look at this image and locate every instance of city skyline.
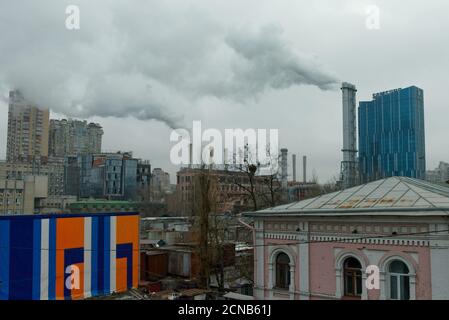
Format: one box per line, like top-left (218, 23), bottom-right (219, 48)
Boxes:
top-left (2, 0), bottom-right (449, 304)
top-left (1, 0), bottom-right (449, 184)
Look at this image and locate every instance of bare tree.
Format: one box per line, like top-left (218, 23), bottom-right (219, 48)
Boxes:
top-left (190, 164), bottom-right (231, 291)
top-left (192, 165), bottom-right (216, 289)
top-left (322, 174), bottom-right (341, 194)
top-left (229, 144), bottom-right (284, 211)
top-left (231, 161), bottom-right (260, 211)
top-left (259, 148), bottom-right (284, 208)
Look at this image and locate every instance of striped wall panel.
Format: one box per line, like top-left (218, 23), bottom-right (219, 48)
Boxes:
top-left (0, 213), bottom-right (139, 300)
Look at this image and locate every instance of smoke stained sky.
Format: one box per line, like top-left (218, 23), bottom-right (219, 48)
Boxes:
top-left (0, 0), bottom-right (448, 183)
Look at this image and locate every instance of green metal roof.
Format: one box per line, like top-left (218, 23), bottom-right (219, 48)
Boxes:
top-left (69, 200), bottom-right (137, 208)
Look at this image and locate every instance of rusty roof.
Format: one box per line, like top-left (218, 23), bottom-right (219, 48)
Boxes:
top-left (247, 177), bottom-right (449, 216)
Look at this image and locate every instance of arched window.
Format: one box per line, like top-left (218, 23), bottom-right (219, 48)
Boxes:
top-left (389, 260), bottom-right (410, 300)
top-left (343, 257), bottom-right (362, 297)
top-left (275, 252), bottom-right (290, 290)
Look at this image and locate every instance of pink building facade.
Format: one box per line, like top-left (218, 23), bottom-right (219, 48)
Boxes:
top-left (246, 177), bottom-right (449, 300)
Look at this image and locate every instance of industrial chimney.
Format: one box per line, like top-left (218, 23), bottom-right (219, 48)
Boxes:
top-left (189, 143), bottom-right (193, 168)
top-left (303, 155), bottom-right (307, 183)
top-left (224, 147), bottom-right (229, 170)
top-left (340, 82), bottom-right (359, 189)
top-left (281, 148), bottom-right (288, 189)
top-left (292, 154), bottom-right (297, 183)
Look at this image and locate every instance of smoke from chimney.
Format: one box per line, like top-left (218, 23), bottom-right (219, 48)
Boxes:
top-left (0, 2), bottom-right (340, 129)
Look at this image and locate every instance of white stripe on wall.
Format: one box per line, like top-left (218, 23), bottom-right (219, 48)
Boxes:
top-left (84, 217), bottom-right (92, 298)
top-left (110, 216), bottom-right (117, 293)
top-left (40, 219), bottom-right (49, 300)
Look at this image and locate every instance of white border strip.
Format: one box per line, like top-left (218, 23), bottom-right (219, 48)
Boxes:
top-left (84, 217), bottom-right (92, 298)
top-left (110, 216), bottom-right (117, 293)
top-left (40, 219), bottom-right (49, 300)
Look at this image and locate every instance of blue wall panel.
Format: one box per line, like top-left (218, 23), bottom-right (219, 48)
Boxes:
top-left (0, 220), bottom-right (10, 300)
top-left (9, 217), bottom-right (34, 300)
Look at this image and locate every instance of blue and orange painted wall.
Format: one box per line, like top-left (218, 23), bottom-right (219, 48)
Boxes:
top-left (0, 212), bottom-right (139, 300)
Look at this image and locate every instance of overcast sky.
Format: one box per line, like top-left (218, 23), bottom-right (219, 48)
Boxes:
top-left (1, 0), bottom-right (448, 183)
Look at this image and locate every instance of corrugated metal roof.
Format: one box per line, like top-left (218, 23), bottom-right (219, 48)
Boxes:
top-left (223, 292), bottom-right (255, 300)
top-left (180, 289), bottom-right (210, 297)
top-left (251, 177), bottom-right (449, 216)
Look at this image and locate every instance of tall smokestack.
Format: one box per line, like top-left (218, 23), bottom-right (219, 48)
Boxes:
top-left (224, 148), bottom-right (228, 170)
top-left (281, 148), bottom-right (288, 189)
top-left (292, 154), bottom-right (297, 183)
top-left (340, 82), bottom-right (358, 189)
top-left (303, 155), bottom-right (307, 183)
top-left (189, 143), bottom-right (193, 168)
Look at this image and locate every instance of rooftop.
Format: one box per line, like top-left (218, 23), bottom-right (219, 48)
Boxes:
top-left (69, 200), bottom-right (138, 208)
top-left (246, 177), bottom-right (449, 217)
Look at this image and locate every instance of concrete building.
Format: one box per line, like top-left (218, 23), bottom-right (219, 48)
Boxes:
top-left (0, 175), bottom-right (48, 215)
top-left (287, 182), bottom-right (320, 202)
top-left (63, 155), bottom-right (80, 196)
top-left (136, 160), bottom-right (152, 202)
top-left (176, 167), bottom-right (276, 215)
top-left (152, 168), bottom-right (170, 191)
top-left (87, 122), bottom-right (103, 154)
top-left (40, 195), bottom-right (78, 213)
top-left (359, 86), bottom-right (426, 183)
top-left (246, 177), bottom-right (449, 300)
top-left (49, 119), bottom-right (103, 157)
top-left (6, 90), bottom-right (50, 163)
top-left (426, 162), bottom-right (449, 184)
top-left (0, 160), bottom-right (64, 196)
top-left (151, 168), bottom-right (171, 202)
top-left (137, 160), bottom-right (152, 189)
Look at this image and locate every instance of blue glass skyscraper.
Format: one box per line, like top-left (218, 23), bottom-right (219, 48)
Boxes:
top-left (358, 86), bottom-right (426, 183)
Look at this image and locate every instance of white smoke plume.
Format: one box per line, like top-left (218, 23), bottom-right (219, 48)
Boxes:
top-left (0, 1), bottom-right (339, 129)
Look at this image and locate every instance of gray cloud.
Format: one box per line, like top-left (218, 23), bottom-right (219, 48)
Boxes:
top-left (0, 0), bottom-right (338, 129)
top-left (1, 0), bottom-right (448, 183)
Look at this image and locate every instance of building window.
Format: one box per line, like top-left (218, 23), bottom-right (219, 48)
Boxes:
top-left (275, 252), bottom-right (290, 290)
top-left (389, 260), bottom-right (410, 300)
top-left (343, 257), bottom-right (362, 297)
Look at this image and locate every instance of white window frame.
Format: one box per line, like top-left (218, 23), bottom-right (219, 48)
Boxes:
top-left (268, 247), bottom-right (296, 300)
top-left (386, 259), bottom-right (413, 300)
top-left (335, 251), bottom-right (368, 300)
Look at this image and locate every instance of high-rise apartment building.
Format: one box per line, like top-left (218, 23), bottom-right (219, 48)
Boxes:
top-left (49, 119), bottom-right (103, 157)
top-left (358, 86), bottom-right (426, 182)
top-left (6, 90), bottom-right (50, 163)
